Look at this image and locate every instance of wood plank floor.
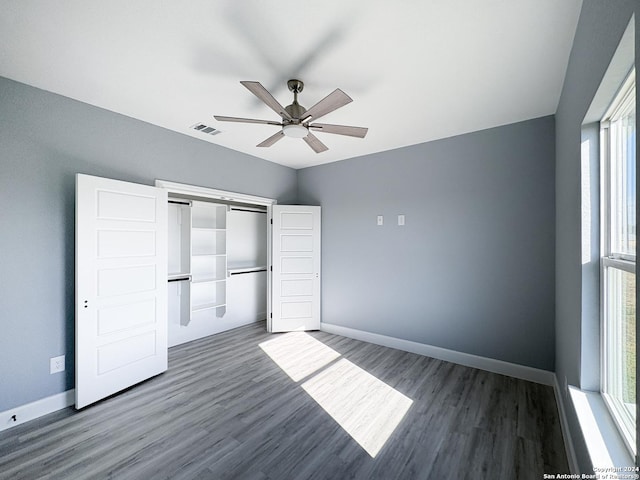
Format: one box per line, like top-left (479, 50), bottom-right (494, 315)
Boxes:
top-left (0, 322), bottom-right (568, 479)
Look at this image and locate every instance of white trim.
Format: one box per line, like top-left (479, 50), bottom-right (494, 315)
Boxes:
top-left (602, 256), bottom-right (636, 274)
top-left (319, 322), bottom-right (555, 386)
top-left (266, 207), bottom-right (273, 332)
top-left (553, 375), bottom-right (580, 474)
top-left (583, 17), bottom-right (634, 124)
top-left (568, 386), bottom-right (635, 469)
top-left (602, 69), bottom-right (636, 122)
top-left (599, 65), bottom-right (637, 457)
top-left (0, 389), bottom-right (75, 432)
top-left (154, 179), bottom-right (277, 207)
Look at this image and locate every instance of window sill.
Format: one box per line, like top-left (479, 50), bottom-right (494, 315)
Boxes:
top-left (569, 386), bottom-right (635, 469)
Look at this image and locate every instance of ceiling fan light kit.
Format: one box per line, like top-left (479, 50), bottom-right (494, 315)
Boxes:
top-left (214, 79), bottom-right (368, 153)
top-left (283, 124), bottom-right (308, 138)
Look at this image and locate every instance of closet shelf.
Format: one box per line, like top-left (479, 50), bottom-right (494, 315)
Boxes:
top-left (192, 301), bottom-right (226, 312)
top-left (191, 227), bottom-right (226, 232)
top-left (191, 275), bottom-right (226, 284)
top-left (192, 253), bottom-right (226, 257)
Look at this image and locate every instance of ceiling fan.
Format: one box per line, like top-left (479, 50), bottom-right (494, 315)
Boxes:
top-left (214, 79), bottom-right (368, 153)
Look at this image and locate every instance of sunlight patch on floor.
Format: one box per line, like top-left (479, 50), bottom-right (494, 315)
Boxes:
top-left (259, 331), bottom-right (340, 381)
top-left (302, 358), bottom-right (413, 457)
top-left (259, 332), bottom-right (413, 457)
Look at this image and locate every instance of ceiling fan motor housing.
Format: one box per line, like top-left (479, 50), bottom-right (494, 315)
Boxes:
top-left (285, 102), bottom-right (306, 120)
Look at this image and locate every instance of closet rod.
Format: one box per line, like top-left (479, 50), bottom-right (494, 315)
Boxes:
top-left (229, 269), bottom-right (267, 276)
top-left (230, 207), bottom-right (267, 214)
top-left (168, 276), bottom-right (191, 282)
top-left (168, 199), bottom-right (192, 206)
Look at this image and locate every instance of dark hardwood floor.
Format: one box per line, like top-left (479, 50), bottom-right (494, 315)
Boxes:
top-left (0, 322), bottom-right (568, 479)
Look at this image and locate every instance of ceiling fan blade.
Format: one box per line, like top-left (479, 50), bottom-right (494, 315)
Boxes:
top-left (303, 132), bottom-right (329, 153)
top-left (240, 81), bottom-right (293, 120)
top-left (214, 115), bottom-right (282, 126)
top-left (257, 130), bottom-right (285, 147)
top-left (301, 89), bottom-right (352, 122)
top-left (308, 123), bottom-right (368, 138)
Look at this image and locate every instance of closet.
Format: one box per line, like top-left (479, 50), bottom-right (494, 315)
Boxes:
top-left (76, 174), bottom-right (320, 408)
top-left (167, 198), bottom-right (268, 347)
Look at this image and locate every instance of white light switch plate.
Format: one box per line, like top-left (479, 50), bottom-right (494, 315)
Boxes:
top-left (377, 215), bottom-right (383, 226)
top-left (398, 214), bottom-right (405, 226)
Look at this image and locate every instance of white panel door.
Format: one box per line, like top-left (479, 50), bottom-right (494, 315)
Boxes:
top-left (76, 174), bottom-right (168, 409)
top-left (269, 205), bottom-right (321, 332)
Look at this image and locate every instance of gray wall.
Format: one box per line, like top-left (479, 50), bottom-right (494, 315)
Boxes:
top-left (298, 116), bottom-right (556, 371)
top-left (0, 76), bottom-right (297, 412)
top-left (554, 1), bottom-right (638, 472)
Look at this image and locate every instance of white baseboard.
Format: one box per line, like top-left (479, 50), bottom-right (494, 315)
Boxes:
top-left (552, 375), bottom-right (579, 474)
top-left (2, 324), bottom-right (574, 470)
top-left (319, 323), bottom-right (581, 468)
top-left (0, 389), bottom-right (75, 432)
top-left (320, 322), bottom-right (556, 386)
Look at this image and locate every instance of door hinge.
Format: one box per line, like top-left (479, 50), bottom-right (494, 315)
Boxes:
top-left (270, 313), bottom-right (272, 318)
top-left (270, 266), bottom-right (272, 271)
top-left (270, 218), bottom-right (273, 224)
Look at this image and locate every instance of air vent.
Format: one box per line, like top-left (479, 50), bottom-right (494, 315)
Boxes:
top-left (190, 123), bottom-right (221, 136)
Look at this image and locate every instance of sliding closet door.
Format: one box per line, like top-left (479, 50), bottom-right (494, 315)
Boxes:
top-left (269, 205), bottom-right (321, 332)
top-left (75, 174), bottom-right (168, 409)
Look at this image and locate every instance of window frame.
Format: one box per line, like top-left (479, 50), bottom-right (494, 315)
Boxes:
top-left (599, 68), bottom-right (636, 457)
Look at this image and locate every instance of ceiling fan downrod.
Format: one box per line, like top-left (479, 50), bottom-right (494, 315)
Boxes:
top-left (285, 79), bottom-right (306, 121)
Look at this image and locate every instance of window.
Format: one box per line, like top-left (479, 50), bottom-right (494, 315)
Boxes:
top-left (601, 69), bottom-right (636, 455)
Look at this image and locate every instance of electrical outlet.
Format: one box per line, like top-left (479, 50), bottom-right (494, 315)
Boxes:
top-left (377, 215), bottom-right (384, 226)
top-left (50, 355), bottom-right (65, 374)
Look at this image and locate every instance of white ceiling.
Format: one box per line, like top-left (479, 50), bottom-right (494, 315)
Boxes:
top-left (0, 0), bottom-right (583, 169)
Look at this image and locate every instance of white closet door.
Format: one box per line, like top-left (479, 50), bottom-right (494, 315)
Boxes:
top-left (269, 205), bottom-right (321, 332)
top-left (75, 174), bottom-right (168, 409)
